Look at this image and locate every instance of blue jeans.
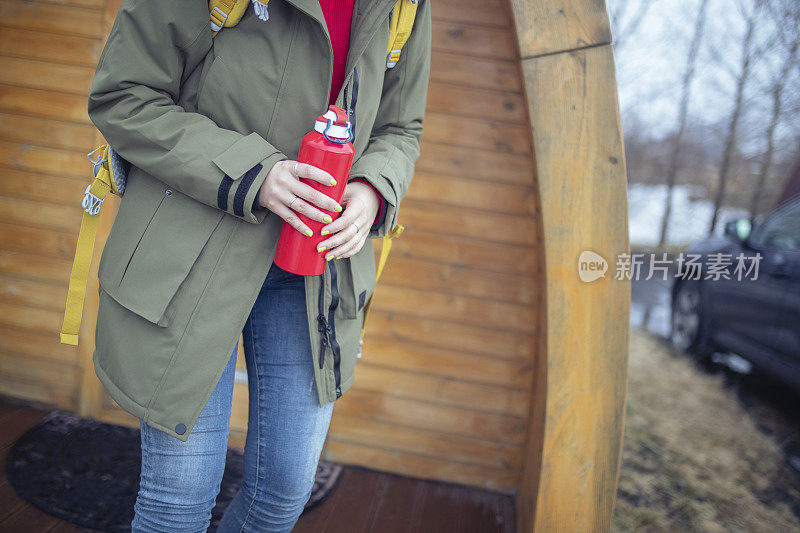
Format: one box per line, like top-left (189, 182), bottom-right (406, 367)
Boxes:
top-left (131, 262), bottom-right (335, 532)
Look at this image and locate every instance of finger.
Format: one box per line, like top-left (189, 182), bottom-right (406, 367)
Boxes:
top-left (291, 181), bottom-right (342, 214)
top-left (317, 221), bottom-right (358, 253)
top-left (320, 198), bottom-right (362, 236)
top-left (330, 235), bottom-right (364, 260)
top-left (285, 194), bottom-right (332, 224)
top-left (273, 202), bottom-right (313, 237)
top-left (294, 161), bottom-right (337, 187)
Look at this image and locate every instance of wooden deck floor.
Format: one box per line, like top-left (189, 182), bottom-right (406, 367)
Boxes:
top-left (0, 400), bottom-right (515, 532)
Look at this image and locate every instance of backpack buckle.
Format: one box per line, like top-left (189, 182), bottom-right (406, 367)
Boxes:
top-left (210, 6), bottom-right (229, 32)
top-left (386, 49), bottom-right (402, 68)
top-left (82, 184), bottom-right (104, 215)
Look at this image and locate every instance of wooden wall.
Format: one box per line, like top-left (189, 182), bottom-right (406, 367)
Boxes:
top-left (324, 0), bottom-right (543, 492)
top-left (0, 0), bottom-right (545, 496)
top-left (0, 0), bottom-right (109, 413)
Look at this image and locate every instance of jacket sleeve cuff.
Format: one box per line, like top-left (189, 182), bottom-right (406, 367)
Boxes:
top-left (348, 177), bottom-right (386, 231)
top-left (211, 132), bottom-right (287, 224)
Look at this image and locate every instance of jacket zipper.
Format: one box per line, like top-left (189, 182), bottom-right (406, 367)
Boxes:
top-left (317, 261), bottom-right (343, 398)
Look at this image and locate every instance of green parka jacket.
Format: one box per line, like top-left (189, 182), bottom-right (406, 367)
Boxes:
top-left (87, 0), bottom-right (431, 442)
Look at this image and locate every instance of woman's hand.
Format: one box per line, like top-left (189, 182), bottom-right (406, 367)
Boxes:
top-left (316, 181), bottom-right (380, 260)
top-left (256, 160), bottom-right (343, 236)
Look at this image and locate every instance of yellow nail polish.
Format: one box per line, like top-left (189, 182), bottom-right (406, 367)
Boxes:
top-left (321, 229), bottom-right (330, 236)
top-left (326, 255), bottom-right (334, 261)
top-left (334, 205), bottom-right (342, 213)
top-left (330, 178), bottom-right (337, 186)
top-left (323, 215), bottom-right (333, 223)
top-left (317, 245), bottom-right (326, 253)
top-left (304, 229), bottom-right (313, 237)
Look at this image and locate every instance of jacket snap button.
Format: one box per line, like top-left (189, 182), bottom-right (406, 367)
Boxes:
top-left (175, 423), bottom-right (186, 435)
top-left (165, 189), bottom-right (173, 196)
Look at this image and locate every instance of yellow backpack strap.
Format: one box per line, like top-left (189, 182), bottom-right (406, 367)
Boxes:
top-left (360, 223), bottom-right (404, 341)
top-left (386, 0), bottom-right (419, 68)
top-left (361, 0), bottom-right (419, 342)
top-left (60, 145), bottom-right (121, 345)
top-left (209, 0), bottom-right (260, 37)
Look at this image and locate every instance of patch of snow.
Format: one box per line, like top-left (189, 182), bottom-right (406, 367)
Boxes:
top-left (628, 183), bottom-right (750, 247)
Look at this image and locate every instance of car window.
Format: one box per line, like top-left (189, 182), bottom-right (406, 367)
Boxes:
top-left (749, 197), bottom-right (800, 251)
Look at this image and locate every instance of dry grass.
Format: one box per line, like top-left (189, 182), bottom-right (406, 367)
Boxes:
top-left (612, 330), bottom-right (800, 532)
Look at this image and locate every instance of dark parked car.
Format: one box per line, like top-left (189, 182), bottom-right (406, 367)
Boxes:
top-left (670, 196), bottom-right (800, 390)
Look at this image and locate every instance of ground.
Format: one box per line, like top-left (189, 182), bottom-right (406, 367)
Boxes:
top-left (612, 329), bottom-right (800, 532)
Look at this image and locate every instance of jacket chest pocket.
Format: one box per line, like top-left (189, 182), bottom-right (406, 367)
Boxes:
top-left (338, 242), bottom-right (377, 320)
top-left (98, 169), bottom-right (225, 328)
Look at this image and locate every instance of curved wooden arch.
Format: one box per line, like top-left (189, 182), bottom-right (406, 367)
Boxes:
top-left (509, 1), bottom-right (630, 531)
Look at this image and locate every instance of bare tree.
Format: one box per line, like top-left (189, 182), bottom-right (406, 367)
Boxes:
top-left (658, 0), bottom-right (710, 247)
top-left (749, 0), bottom-right (800, 218)
top-left (708, 0), bottom-right (767, 235)
top-left (609, 0), bottom-right (657, 50)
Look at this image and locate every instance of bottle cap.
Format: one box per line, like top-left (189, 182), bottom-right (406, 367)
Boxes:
top-left (314, 105), bottom-right (352, 141)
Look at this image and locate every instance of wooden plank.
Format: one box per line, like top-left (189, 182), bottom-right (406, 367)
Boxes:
top-left (373, 255), bottom-right (538, 305)
top-left (0, 250), bottom-right (73, 284)
top-left (0, 168), bottom-right (88, 208)
top-left (359, 338), bottom-right (533, 389)
top-left (0, 301), bottom-right (63, 335)
top-left (406, 171), bottom-right (537, 216)
top-left (7, 0), bottom-right (105, 9)
top-left (432, 0), bottom-right (512, 29)
top-left (422, 111), bottom-right (532, 155)
top-left (0, 376), bottom-right (76, 409)
top-left (0, 351), bottom-right (78, 392)
top-left (375, 231), bottom-right (539, 275)
top-left (430, 51), bottom-right (523, 93)
top-left (328, 412), bottom-right (523, 471)
top-left (509, 0), bottom-right (611, 58)
top-left (0, 324), bottom-right (78, 365)
top-left (0, 195), bottom-right (82, 232)
top-left (0, 112), bottom-right (96, 152)
top-left (0, 84), bottom-right (90, 124)
top-left (397, 201), bottom-right (538, 247)
top-left (371, 284), bottom-right (536, 335)
top-left (417, 141), bottom-right (535, 185)
top-left (352, 362), bottom-right (530, 417)
top-left (364, 311), bottom-right (535, 361)
top-left (512, 42), bottom-right (629, 533)
top-left (323, 440), bottom-right (518, 492)
top-left (332, 389), bottom-right (527, 445)
top-left (0, 139), bottom-right (90, 180)
top-left (0, 27), bottom-right (101, 67)
top-left (0, 220), bottom-right (78, 259)
top-left (0, 56), bottom-right (94, 95)
top-left (425, 81), bottom-right (528, 125)
top-left (0, 1), bottom-right (104, 38)
top-left (432, 21), bottom-right (517, 60)
top-left (0, 274), bottom-right (68, 311)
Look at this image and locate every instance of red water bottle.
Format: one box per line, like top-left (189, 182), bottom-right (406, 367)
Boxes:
top-left (274, 105), bottom-right (354, 276)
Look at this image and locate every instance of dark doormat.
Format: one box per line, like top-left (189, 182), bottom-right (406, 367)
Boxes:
top-left (5, 410), bottom-right (342, 532)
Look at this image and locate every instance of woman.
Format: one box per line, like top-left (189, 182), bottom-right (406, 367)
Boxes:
top-left (86, 0), bottom-right (431, 530)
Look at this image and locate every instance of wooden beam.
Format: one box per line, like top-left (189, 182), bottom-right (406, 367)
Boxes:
top-left (509, 0), bottom-right (630, 530)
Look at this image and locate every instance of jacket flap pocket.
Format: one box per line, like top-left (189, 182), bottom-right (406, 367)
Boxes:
top-left (339, 242), bottom-right (377, 320)
top-left (102, 188), bottom-right (225, 327)
top-left (211, 132), bottom-right (275, 180)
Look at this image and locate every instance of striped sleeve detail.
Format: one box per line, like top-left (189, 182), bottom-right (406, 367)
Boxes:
top-left (217, 176), bottom-right (235, 211)
top-left (232, 162), bottom-right (263, 217)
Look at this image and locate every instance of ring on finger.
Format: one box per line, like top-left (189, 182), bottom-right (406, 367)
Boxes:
top-left (352, 222), bottom-right (360, 233)
top-left (293, 161), bottom-right (300, 177)
top-left (288, 195), bottom-right (299, 209)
